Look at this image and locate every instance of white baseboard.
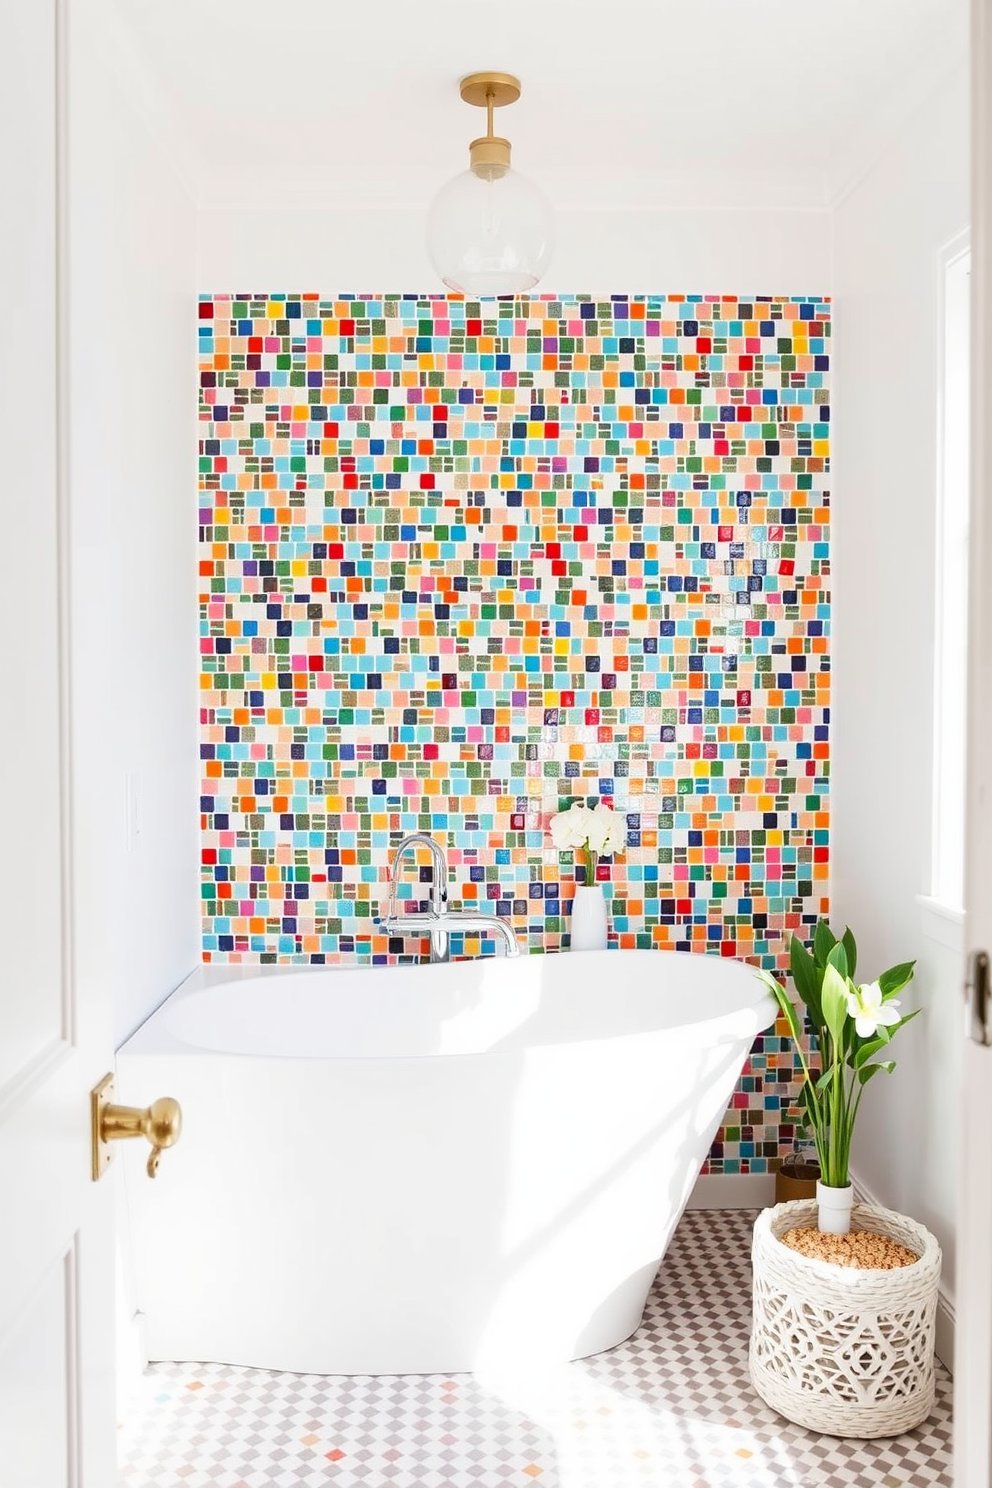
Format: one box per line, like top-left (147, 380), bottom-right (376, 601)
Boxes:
top-left (688, 1172), bottom-right (777, 1209)
top-left (851, 1172), bottom-right (955, 1375)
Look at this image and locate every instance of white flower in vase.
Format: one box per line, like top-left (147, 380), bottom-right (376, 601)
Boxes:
top-left (585, 801), bottom-right (628, 861)
top-left (550, 809), bottom-right (621, 874)
top-left (548, 800), bottom-right (627, 881)
top-left (548, 800), bottom-right (626, 952)
top-left (549, 803), bottom-right (594, 854)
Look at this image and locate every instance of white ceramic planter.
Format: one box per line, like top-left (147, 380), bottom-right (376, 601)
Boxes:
top-left (569, 885), bottom-right (609, 951)
top-left (816, 1179), bottom-right (854, 1235)
top-left (749, 1200), bottom-right (941, 1437)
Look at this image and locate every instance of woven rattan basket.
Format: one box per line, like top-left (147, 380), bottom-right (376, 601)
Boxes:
top-left (749, 1200), bottom-right (941, 1437)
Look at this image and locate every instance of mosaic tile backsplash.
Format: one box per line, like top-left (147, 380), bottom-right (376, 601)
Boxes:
top-left (198, 293), bottom-right (830, 1172)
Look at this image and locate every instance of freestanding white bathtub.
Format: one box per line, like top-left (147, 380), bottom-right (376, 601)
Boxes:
top-left (117, 950), bottom-right (775, 1374)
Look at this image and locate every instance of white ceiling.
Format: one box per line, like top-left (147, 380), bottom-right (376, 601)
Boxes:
top-left (109, 0), bottom-right (967, 213)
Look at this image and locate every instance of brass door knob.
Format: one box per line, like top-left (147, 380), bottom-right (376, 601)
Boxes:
top-left (91, 1074), bottom-right (183, 1180)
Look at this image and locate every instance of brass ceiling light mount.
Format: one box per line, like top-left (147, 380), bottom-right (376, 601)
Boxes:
top-left (460, 71), bottom-right (521, 180)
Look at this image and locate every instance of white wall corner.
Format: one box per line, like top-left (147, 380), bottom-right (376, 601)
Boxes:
top-left (826, 17), bottom-right (969, 211)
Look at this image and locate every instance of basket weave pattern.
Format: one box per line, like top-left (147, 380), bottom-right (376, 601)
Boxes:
top-left (749, 1200), bottom-right (941, 1437)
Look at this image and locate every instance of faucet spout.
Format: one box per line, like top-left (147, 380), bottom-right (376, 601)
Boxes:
top-left (431, 911), bottom-right (520, 958)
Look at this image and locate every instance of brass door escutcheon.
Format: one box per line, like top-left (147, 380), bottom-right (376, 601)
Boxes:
top-left (91, 1073), bottom-right (183, 1180)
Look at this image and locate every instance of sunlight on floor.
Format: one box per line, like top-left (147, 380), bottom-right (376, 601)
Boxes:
top-left (474, 1357), bottom-right (810, 1488)
top-left (117, 1210), bottom-right (952, 1488)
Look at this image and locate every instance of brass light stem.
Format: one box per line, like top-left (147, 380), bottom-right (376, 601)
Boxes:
top-left (460, 71), bottom-right (519, 181)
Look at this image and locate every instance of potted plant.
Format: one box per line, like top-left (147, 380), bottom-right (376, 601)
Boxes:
top-left (756, 921), bottom-right (917, 1234)
top-left (749, 1195), bottom-right (942, 1435)
top-left (749, 921), bottom-right (941, 1437)
top-left (548, 800), bottom-right (626, 951)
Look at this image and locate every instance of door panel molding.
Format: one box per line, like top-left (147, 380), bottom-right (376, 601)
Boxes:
top-left (0, 1039), bottom-right (73, 1127)
top-left (0, 1241), bottom-right (79, 1488)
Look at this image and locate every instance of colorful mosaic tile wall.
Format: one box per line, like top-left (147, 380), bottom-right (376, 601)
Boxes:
top-left (198, 293), bottom-right (830, 1172)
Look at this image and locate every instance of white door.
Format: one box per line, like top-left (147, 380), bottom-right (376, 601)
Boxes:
top-left (0, 1), bottom-right (117, 1482)
top-left (955, 0), bottom-right (992, 1481)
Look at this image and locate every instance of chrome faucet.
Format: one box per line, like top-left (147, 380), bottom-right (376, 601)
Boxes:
top-left (379, 833), bottom-right (520, 961)
top-left (384, 833), bottom-right (450, 962)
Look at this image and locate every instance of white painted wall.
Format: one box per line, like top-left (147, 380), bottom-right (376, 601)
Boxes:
top-left (197, 205), bottom-right (831, 294)
top-left (69, 3), bottom-right (200, 1050)
top-left (833, 59), bottom-right (969, 1307)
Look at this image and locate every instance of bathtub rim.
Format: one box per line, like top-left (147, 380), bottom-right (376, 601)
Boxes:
top-left (117, 949), bottom-right (777, 1062)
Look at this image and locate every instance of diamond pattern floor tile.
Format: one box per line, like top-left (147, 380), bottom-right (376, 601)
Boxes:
top-left (117, 1209), bottom-right (952, 1487)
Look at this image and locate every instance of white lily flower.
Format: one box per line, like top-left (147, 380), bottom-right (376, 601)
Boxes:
top-left (586, 801), bottom-right (626, 856)
top-left (549, 800), bottom-right (626, 870)
top-left (846, 980), bottom-right (902, 1039)
top-left (549, 804), bottom-right (593, 851)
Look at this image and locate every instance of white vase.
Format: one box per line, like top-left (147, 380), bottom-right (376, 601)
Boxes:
top-left (569, 884), bottom-right (609, 951)
top-left (816, 1179), bottom-right (854, 1235)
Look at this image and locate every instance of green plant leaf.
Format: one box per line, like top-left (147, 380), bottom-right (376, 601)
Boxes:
top-left (820, 962), bottom-right (850, 1052)
top-left (886, 1008), bottom-right (922, 1036)
top-left (853, 1032), bottom-right (892, 1068)
top-left (841, 927), bottom-right (858, 980)
top-left (879, 961), bottom-right (916, 996)
top-left (789, 935), bottom-right (823, 1029)
top-left (798, 1077), bottom-right (828, 1161)
top-left (755, 969), bottom-right (804, 1046)
top-left (798, 1082), bottom-right (820, 1120)
top-left (857, 1060), bottom-right (896, 1085)
top-left (827, 940), bottom-right (849, 979)
top-left (849, 1008), bottom-right (920, 1068)
top-left (813, 920), bottom-right (837, 967)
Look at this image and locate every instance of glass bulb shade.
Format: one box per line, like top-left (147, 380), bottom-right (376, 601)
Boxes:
top-left (426, 165), bottom-right (554, 296)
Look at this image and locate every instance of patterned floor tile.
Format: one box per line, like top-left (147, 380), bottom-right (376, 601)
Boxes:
top-left (117, 1209), bottom-right (952, 1487)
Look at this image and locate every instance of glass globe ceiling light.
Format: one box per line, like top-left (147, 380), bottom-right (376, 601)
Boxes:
top-left (426, 71), bottom-right (554, 297)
